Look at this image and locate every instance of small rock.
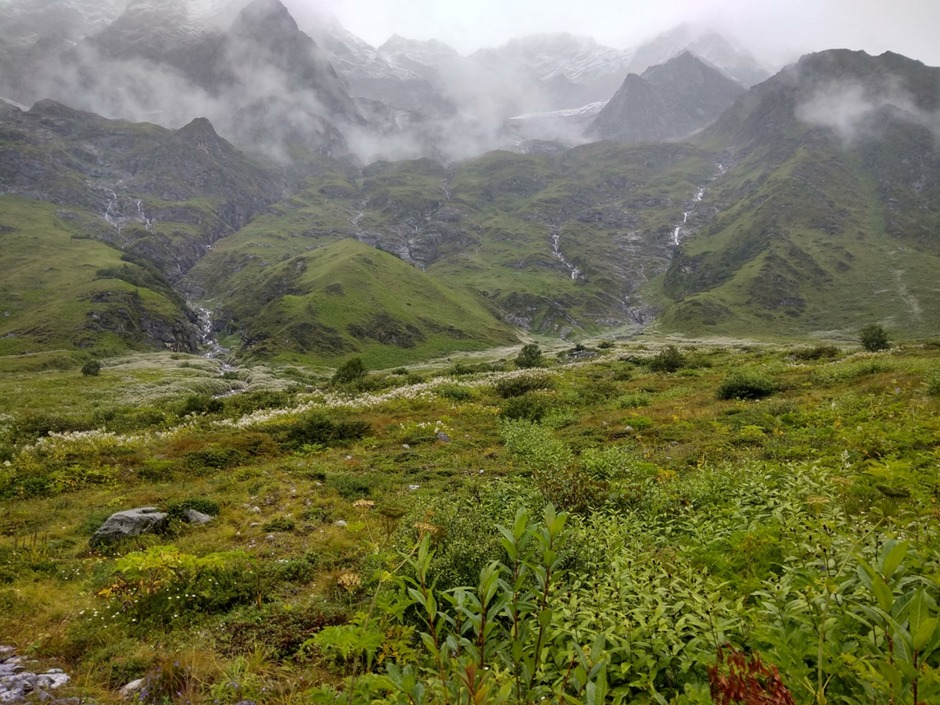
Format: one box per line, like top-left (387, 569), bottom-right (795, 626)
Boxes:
top-left (401, 443), bottom-right (410, 449)
top-left (183, 509), bottom-right (214, 525)
top-left (436, 432), bottom-right (451, 443)
top-left (408, 484), bottom-right (420, 491)
top-left (334, 520), bottom-right (348, 528)
top-left (120, 677), bottom-right (145, 699)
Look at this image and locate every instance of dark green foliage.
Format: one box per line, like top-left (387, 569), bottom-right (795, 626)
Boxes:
top-left (80, 360), bottom-right (101, 377)
top-left (717, 370), bottom-right (777, 400)
top-left (515, 343), bottom-right (544, 369)
top-left (223, 390), bottom-right (291, 417)
top-left (791, 344), bottom-right (841, 360)
top-left (649, 345), bottom-right (685, 373)
top-left (860, 324), bottom-right (890, 351)
top-left (214, 604), bottom-right (344, 659)
top-left (178, 394), bottom-right (224, 417)
top-left (332, 357), bottom-right (366, 384)
top-left (500, 393), bottom-right (549, 422)
top-left (183, 446), bottom-right (246, 472)
top-left (494, 372), bottom-right (553, 398)
top-left (262, 517), bottom-right (296, 533)
top-left (327, 473), bottom-right (374, 499)
top-left (165, 498), bottom-right (220, 521)
top-left (276, 412), bottom-right (371, 450)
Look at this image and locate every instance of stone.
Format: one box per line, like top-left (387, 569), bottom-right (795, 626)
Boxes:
top-left (90, 507), bottom-right (168, 546)
top-left (183, 509), bottom-right (214, 525)
top-left (119, 677), bottom-right (146, 699)
top-left (333, 520), bottom-right (348, 527)
top-left (436, 432), bottom-right (451, 443)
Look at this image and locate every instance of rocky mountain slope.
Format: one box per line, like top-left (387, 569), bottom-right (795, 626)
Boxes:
top-left (658, 49), bottom-right (940, 337)
top-left (589, 52), bottom-right (745, 142)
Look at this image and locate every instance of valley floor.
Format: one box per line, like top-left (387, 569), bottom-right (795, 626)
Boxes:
top-left (0, 339), bottom-right (938, 703)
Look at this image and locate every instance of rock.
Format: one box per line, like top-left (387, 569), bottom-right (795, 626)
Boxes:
top-left (183, 509), bottom-right (214, 525)
top-left (333, 520), bottom-right (348, 527)
top-left (120, 678), bottom-right (145, 699)
top-left (436, 432), bottom-right (451, 443)
top-left (90, 507), bottom-right (169, 546)
top-left (408, 484), bottom-right (420, 491)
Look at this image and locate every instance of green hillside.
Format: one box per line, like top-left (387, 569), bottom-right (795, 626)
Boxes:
top-left (0, 197), bottom-right (196, 356)
top-left (199, 238), bottom-right (517, 367)
top-left (656, 50), bottom-right (940, 340)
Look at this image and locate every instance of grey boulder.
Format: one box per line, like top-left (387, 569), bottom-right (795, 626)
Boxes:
top-left (90, 507), bottom-right (168, 546)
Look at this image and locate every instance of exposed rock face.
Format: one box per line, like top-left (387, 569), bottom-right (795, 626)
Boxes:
top-left (589, 52), bottom-right (745, 142)
top-left (89, 507), bottom-right (168, 546)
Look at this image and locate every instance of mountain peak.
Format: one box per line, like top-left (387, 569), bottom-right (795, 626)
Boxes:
top-left (232, 0), bottom-right (299, 37)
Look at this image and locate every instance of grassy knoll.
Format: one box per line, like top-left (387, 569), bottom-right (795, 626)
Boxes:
top-left (0, 340), bottom-right (938, 703)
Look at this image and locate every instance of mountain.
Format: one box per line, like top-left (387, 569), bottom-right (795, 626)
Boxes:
top-left (657, 49), bottom-right (940, 337)
top-left (188, 142), bottom-right (718, 345)
top-left (589, 52), bottom-right (745, 142)
top-left (2, 0), bottom-right (362, 160)
top-left (0, 98), bottom-right (280, 276)
top-left (629, 24), bottom-right (771, 87)
top-left (469, 33), bottom-right (633, 111)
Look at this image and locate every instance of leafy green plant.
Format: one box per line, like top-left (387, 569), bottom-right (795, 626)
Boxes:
top-left (81, 360), bottom-right (101, 377)
top-left (717, 370), bottom-right (777, 400)
top-left (515, 343), bottom-right (544, 369)
top-left (333, 357), bottom-right (367, 384)
top-left (860, 324), bottom-right (890, 352)
top-left (494, 372), bottom-right (553, 398)
top-left (649, 345), bottom-right (685, 373)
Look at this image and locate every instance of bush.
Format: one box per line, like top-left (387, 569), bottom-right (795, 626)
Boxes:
top-left (277, 412), bottom-right (371, 450)
top-left (500, 393), bottom-right (549, 422)
top-left (515, 343), bottom-right (544, 369)
top-left (791, 345), bottom-right (840, 361)
top-left (859, 324), bottom-right (890, 352)
top-left (183, 446), bottom-right (246, 472)
top-left (81, 360), bottom-right (101, 376)
top-left (178, 394), bottom-right (224, 417)
top-left (649, 345), bottom-right (685, 373)
top-left (716, 370), bottom-right (777, 400)
top-left (494, 372), bottom-right (553, 398)
top-left (332, 357), bottom-right (366, 384)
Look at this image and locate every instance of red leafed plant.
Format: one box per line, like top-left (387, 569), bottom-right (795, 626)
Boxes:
top-left (708, 645), bottom-right (795, 705)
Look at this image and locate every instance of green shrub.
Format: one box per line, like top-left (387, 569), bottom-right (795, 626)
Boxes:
top-left (717, 370), bottom-right (777, 400)
top-left (791, 345), bottom-right (840, 361)
top-left (494, 372), bottom-right (553, 398)
top-left (927, 370), bottom-right (940, 397)
top-left (332, 357), bottom-right (366, 384)
top-left (327, 473), bottom-right (374, 499)
top-left (859, 324), bottom-right (890, 352)
top-left (262, 517), bottom-right (296, 533)
top-left (178, 394), bottom-right (224, 418)
top-left (81, 360), bottom-right (101, 376)
top-left (435, 384), bottom-right (476, 401)
top-left (276, 412), bottom-right (371, 450)
top-left (500, 393), bottom-right (549, 422)
top-left (183, 446), bottom-right (246, 472)
top-left (515, 343), bottom-right (544, 369)
top-left (617, 393), bottom-right (651, 409)
top-left (649, 345), bottom-right (685, 373)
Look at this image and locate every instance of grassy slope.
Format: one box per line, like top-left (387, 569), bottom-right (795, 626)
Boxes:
top-left (0, 196), bottom-right (192, 356)
top-left (0, 341), bottom-right (937, 702)
top-left (207, 238), bottom-right (518, 368)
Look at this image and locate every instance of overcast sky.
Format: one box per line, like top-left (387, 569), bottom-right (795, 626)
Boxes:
top-left (290, 0), bottom-right (940, 67)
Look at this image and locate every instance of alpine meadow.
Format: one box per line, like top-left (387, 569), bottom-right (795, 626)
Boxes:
top-left (0, 1), bottom-right (938, 704)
